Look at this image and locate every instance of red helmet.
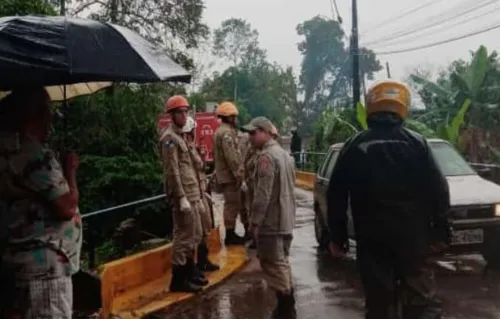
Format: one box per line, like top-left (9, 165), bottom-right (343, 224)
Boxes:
top-left (165, 95), bottom-right (189, 113)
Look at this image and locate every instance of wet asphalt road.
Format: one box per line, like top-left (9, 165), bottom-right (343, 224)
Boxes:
top-left (157, 189), bottom-right (500, 319)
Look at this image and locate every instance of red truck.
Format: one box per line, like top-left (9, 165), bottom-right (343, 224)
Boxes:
top-left (157, 112), bottom-right (220, 163)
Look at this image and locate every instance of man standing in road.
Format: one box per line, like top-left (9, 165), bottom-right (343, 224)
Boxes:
top-left (327, 80), bottom-right (451, 319)
top-left (213, 101), bottom-right (246, 246)
top-left (0, 87), bottom-right (82, 319)
top-left (244, 116), bottom-right (297, 319)
top-left (161, 95), bottom-right (209, 293)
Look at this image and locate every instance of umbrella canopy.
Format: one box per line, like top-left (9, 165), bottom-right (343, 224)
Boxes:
top-left (0, 15), bottom-right (191, 89)
top-left (0, 82), bottom-right (112, 101)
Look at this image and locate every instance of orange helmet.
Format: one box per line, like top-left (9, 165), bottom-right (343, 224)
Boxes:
top-left (216, 101), bottom-right (239, 117)
top-left (366, 80), bottom-right (411, 119)
top-left (165, 95), bottom-right (189, 113)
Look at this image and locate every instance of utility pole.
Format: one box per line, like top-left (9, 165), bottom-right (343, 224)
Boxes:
top-left (351, 0), bottom-right (361, 109)
top-left (386, 62), bottom-right (392, 78)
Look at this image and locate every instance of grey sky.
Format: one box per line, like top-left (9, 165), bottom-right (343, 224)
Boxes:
top-left (203, 0), bottom-right (500, 84)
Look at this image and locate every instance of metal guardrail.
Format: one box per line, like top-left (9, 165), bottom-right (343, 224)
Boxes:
top-left (291, 151), bottom-right (327, 173)
top-left (81, 175), bottom-right (216, 269)
top-left (81, 194), bottom-right (167, 269)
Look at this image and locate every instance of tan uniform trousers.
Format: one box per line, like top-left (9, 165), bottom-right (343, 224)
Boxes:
top-left (172, 200), bottom-right (203, 266)
top-left (199, 195), bottom-right (213, 236)
top-left (222, 183), bottom-right (247, 229)
top-left (257, 235), bottom-right (293, 294)
top-left (244, 183), bottom-right (254, 222)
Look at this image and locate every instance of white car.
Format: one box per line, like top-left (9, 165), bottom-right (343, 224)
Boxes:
top-left (313, 138), bottom-right (500, 266)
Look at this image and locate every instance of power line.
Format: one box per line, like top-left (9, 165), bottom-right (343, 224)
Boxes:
top-left (373, 22), bottom-right (500, 55)
top-left (370, 3), bottom-right (500, 48)
top-left (359, 0), bottom-right (444, 36)
top-left (364, 0), bottom-right (496, 46)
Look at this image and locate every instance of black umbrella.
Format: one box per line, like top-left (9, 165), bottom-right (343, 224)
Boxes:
top-left (0, 15), bottom-right (191, 89)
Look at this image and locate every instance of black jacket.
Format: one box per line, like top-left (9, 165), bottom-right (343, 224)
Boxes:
top-left (327, 113), bottom-right (451, 257)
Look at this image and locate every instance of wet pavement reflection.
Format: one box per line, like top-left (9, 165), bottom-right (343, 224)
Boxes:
top-left (156, 189), bottom-right (500, 319)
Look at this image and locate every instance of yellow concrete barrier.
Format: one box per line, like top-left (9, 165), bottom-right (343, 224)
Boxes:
top-left (295, 171), bottom-right (316, 191)
top-left (98, 227), bottom-right (248, 318)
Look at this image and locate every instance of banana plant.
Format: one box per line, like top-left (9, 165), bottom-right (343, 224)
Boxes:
top-left (353, 98), bottom-right (471, 150)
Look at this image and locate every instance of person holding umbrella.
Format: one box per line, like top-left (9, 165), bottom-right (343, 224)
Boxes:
top-left (0, 87), bottom-right (82, 319)
top-left (160, 95), bottom-right (208, 293)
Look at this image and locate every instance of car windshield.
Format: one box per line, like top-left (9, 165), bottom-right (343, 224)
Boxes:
top-left (429, 141), bottom-right (476, 176)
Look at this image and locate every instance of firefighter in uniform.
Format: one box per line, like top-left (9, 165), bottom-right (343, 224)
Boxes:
top-left (160, 95), bottom-right (209, 293)
top-left (182, 116), bottom-right (220, 272)
top-left (213, 101), bottom-right (246, 245)
top-left (244, 116), bottom-right (297, 319)
top-left (327, 80), bottom-right (450, 319)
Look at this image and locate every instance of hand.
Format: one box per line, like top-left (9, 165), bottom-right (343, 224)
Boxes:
top-left (329, 242), bottom-right (346, 259)
top-left (430, 241), bottom-right (449, 254)
top-left (240, 181), bottom-right (248, 192)
top-left (179, 197), bottom-right (191, 213)
top-left (61, 152), bottom-right (80, 172)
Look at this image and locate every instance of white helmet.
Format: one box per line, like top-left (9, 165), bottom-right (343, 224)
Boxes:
top-left (182, 116), bottom-right (197, 133)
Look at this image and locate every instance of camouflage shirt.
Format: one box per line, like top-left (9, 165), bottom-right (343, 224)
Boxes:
top-left (0, 133), bottom-right (82, 280)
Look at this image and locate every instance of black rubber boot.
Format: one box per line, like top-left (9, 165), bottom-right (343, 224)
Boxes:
top-left (272, 291), bottom-right (297, 319)
top-left (197, 242), bottom-right (220, 272)
top-left (224, 229), bottom-right (246, 246)
top-left (169, 264), bottom-right (203, 293)
top-left (187, 257), bottom-right (209, 286)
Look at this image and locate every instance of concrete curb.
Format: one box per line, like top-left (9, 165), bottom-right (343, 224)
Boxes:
top-left (98, 227), bottom-right (248, 318)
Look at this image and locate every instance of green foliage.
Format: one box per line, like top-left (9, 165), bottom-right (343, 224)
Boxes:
top-left (356, 102), bottom-right (367, 130)
top-left (203, 19), bottom-right (298, 130)
top-left (0, 0), bottom-right (57, 16)
top-left (294, 15), bottom-right (382, 137)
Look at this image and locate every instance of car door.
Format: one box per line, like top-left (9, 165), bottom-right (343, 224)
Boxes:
top-left (317, 148), bottom-right (340, 225)
top-left (315, 147), bottom-right (334, 217)
top-left (318, 148), bottom-right (356, 238)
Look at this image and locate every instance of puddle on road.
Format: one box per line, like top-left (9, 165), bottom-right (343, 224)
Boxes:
top-left (156, 189), bottom-right (500, 319)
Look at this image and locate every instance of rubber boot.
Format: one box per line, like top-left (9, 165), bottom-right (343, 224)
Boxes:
top-left (169, 264), bottom-right (203, 293)
top-left (272, 291), bottom-right (297, 319)
top-left (187, 257), bottom-right (209, 286)
top-left (197, 242), bottom-right (220, 272)
top-left (224, 229), bottom-right (246, 246)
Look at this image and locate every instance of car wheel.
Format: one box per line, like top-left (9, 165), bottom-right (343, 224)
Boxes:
top-left (314, 211), bottom-right (329, 249)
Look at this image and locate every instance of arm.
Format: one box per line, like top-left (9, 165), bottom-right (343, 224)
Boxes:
top-left (26, 149), bottom-right (78, 220)
top-left (221, 133), bottom-right (243, 183)
top-left (250, 154), bottom-right (275, 227)
top-left (327, 147), bottom-right (350, 250)
top-left (162, 138), bottom-right (186, 198)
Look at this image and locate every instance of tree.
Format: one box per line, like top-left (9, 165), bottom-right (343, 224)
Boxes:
top-left (0, 0), bottom-right (56, 16)
top-left (212, 18), bottom-right (266, 101)
top-left (71, 0), bottom-right (209, 70)
top-left (213, 18), bottom-right (264, 68)
top-left (295, 16), bottom-right (382, 137)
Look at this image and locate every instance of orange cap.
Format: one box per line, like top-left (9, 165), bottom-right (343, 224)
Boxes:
top-left (165, 95), bottom-right (189, 113)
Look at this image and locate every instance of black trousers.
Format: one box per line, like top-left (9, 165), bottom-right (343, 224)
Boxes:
top-left (357, 243), bottom-right (442, 319)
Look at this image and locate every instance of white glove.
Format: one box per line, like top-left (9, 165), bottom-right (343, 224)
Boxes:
top-left (180, 196), bottom-right (191, 213)
top-left (240, 181), bottom-right (248, 192)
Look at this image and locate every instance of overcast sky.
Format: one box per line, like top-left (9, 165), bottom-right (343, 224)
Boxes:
top-left (203, 0), bottom-right (500, 85)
